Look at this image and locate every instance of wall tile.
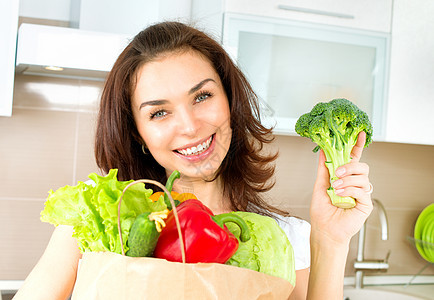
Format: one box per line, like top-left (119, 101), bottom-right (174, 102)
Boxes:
top-left (13, 74), bottom-right (81, 111)
top-left (0, 108), bottom-right (77, 198)
top-left (77, 79), bottom-right (103, 112)
top-left (266, 135), bottom-right (318, 207)
top-left (363, 141), bottom-right (434, 210)
top-left (13, 75), bottom-right (104, 113)
top-left (75, 111), bottom-right (101, 182)
top-left (271, 135), bottom-right (434, 276)
top-left (0, 199), bottom-right (54, 280)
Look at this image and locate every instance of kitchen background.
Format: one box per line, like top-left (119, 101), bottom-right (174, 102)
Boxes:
top-left (1, 0), bottom-right (433, 291)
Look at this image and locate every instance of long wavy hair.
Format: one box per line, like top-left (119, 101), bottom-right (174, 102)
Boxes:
top-left (95, 21), bottom-right (289, 216)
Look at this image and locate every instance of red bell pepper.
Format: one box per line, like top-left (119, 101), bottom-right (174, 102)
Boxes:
top-left (153, 199), bottom-right (250, 264)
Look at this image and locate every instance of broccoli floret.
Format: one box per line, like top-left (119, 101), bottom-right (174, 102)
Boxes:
top-left (295, 98), bottom-right (373, 208)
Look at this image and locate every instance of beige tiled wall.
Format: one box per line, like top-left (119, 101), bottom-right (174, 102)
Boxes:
top-left (1, 74), bottom-right (433, 280)
top-left (267, 135), bottom-right (434, 276)
top-left (0, 74), bottom-right (102, 279)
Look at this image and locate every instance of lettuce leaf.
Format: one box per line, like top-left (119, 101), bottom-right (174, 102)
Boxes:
top-left (225, 211), bottom-right (296, 286)
top-left (40, 169), bottom-right (165, 254)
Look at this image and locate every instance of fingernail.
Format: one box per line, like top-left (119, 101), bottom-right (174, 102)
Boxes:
top-left (335, 168), bottom-right (345, 177)
top-left (332, 179), bottom-right (343, 188)
top-left (335, 188), bottom-right (345, 195)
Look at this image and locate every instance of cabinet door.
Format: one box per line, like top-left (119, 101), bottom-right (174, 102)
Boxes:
top-left (0, 0), bottom-right (19, 117)
top-left (225, 0), bottom-right (392, 33)
top-left (223, 13), bottom-right (389, 140)
top-left (191, 0), bottom-right (224, 41)
top-left (386, 1), bottom-right (434, 145)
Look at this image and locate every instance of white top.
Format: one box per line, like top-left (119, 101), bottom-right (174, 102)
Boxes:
top-left (276, 216), bottom-right (311, 271)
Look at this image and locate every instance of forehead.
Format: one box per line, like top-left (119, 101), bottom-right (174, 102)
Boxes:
top-left (137, 50), bottom-right (218, 84)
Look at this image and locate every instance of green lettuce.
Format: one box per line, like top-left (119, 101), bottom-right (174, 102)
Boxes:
top-left (40, 169), bottom-right (166, 254)
top-left (225, 211), bottom-right (296, 286)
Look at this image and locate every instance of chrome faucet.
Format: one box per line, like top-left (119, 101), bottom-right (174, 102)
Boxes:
top-left (354, 198), bottom-right (390, 288)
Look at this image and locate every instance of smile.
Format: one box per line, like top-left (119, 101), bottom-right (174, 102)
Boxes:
top-left (176, 135), bottom-right (214, 156)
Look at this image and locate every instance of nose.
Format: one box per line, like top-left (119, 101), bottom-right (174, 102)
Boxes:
top-left (176, 107), bottom-right (200, 137)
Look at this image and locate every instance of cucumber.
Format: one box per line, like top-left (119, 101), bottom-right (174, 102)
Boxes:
top-left (126, 212), bottom-right (160, 257)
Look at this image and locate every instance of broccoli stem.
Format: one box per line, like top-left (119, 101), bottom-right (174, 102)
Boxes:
top-left (322, 141), bottom-right (356, 209)
top-left (317, 134), bottom-right (356, 208)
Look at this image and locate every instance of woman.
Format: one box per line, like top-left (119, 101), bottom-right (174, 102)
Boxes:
top-left (14, 22), bottom-right (372, 300)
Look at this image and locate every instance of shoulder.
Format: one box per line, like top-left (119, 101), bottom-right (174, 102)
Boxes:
top-left (275, 215), bottom-right (311, 270)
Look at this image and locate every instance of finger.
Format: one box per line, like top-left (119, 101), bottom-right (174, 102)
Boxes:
top-left (335, 162), bottom-right (370, 179)
top-left (334, 186), bottom-right (372, 205)
top-left (351, 131), bottom-right (366, 163)
top-left (313, 149), bottom-right (330, 191)
top-left (335, 187), bottom-right (373, 215)
top-left (331, 174), bottom-right (370, 191)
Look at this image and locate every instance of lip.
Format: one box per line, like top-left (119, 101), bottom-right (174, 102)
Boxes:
top-left (175, 135), bottom-right (213, 152)
top-left (173, 133), bottom-right (216, 163)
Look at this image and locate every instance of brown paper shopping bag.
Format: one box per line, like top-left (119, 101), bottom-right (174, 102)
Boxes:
top-left (71, 252), bottom-right (293, 299)
top-left (71, 179), bottom-right (294, 300)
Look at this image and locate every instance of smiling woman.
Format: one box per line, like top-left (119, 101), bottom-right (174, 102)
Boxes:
top-left (94, 21), bottom-right (284, 216)
top-left (14, 21), bottom-right (374, 300)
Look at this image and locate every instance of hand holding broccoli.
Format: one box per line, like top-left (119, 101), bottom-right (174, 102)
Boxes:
top-left (310, 132), bottom-right (373, 245)
top-left (295, 98), bottom-right (373, 208)
top-left (296, 98), bottom-right (374, 244)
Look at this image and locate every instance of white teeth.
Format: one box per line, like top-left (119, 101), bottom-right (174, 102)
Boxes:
top-left (177, 135), bottom-right (213, 156)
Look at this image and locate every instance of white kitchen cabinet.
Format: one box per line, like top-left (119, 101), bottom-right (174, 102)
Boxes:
top-left (192, 0), bottom-right (393, 42)
top-left (73, 0), bottom-right (192, 36)
top-left (223, 13), bottom-right (389, 140)
top-left (0, 0), bottom-right (19, 117)
top-left (385, 0), bottom-right (434, 145)
top-left (225, 0), bottom-right (393, 33)
top-left (191, 0), bottom-right (224, 41)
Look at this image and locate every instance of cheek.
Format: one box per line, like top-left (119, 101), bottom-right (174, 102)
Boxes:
top-left (138, 124), bottom-right (170, 150)
top-left (205, 97), bottom-right (231, 126)
top-left (217, 100), bottom-right (232, 134)
top-left (211, 99), bottom-right (232, 146)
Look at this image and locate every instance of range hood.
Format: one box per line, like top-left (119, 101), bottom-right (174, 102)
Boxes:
top-left (16, 0), bottom-right (192, 80)
top-left (14, 0), bottom-right (192, 80)
top-left (15, 23), bottom-right (131, 80)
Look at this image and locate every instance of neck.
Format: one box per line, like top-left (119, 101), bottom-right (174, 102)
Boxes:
top-left (172, 175), bottom-right (232, 214)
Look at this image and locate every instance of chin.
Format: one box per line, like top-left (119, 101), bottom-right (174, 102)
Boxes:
top-left (180, 163), bottom-right (222, 181)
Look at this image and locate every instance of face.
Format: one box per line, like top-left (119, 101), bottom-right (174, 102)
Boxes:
top-left (131, 50), bottom-right (232, 180)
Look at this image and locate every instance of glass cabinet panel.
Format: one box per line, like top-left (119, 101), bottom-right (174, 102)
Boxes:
top-left (223, 13), bottom-right (389, 139)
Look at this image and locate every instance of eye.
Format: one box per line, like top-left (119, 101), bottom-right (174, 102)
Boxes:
top-left (149, 109), bottom-right (167, 120)
top-left (195, 90), bottom-right (213, 103)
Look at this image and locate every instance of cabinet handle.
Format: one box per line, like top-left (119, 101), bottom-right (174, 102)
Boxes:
top-left (277, 4), bottom-right (354, 19)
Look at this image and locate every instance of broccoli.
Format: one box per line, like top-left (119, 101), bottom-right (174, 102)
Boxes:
top-left (295, 98), bottom-right (373, 208)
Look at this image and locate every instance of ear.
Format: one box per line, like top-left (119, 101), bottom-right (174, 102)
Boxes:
top-left (131, 129), bottom-right (145, 145)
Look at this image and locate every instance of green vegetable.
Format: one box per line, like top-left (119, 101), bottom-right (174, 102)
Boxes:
top-left (126, 210), bottom-right (169, 257)
top-left (295, 98), bottom-right (373, 208)
top-left (40, 169), bottom-right (166, 253)
top-left (125, 170), bottom-right (181, 257)
top-left (163, 170), bottom-right (180, 210)
top-left (225, 211), bottom-right (296, 286)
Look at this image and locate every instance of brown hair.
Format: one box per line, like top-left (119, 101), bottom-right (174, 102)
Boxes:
top-left (95, 21), bottom-right (289, 217)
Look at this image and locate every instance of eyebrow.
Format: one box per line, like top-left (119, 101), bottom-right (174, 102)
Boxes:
top-left (139, 78), bottom-right (216, 110)
top-left (139, 99), bottom-right (169, 110)
top-left (188, 78), bottom-right (215, 95)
